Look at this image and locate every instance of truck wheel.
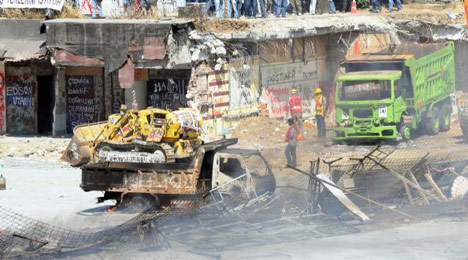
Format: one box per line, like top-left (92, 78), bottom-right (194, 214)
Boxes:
top-left (124, 194), bottom-right (158, 213)
top-left (399, 124), bottom-right (411, 141)
top-left (439, 104), bottom-right (451, 132)
top-left (425, 107), bottom-right (440, 135)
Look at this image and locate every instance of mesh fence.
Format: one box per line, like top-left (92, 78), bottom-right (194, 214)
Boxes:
top-left (2, 142), bottom-right (468, 258)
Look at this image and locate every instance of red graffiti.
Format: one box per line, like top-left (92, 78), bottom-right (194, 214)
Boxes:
top-left (264, 86), bottom-right (290, 118)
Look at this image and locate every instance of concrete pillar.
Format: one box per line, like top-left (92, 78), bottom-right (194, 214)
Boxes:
top-left (125, 80), bottom-right (147, 110)
top-left (52, 67), bottom-right (67, 136)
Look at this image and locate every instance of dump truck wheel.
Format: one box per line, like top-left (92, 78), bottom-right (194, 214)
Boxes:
top-left (399, 124), bottom-right (411, 141)
top-left (425, 107), bottom-right (440, 135)
top-left (439, 104), bottom-right (451, 132)
top-left (124, 194), bottom-right (158, 213)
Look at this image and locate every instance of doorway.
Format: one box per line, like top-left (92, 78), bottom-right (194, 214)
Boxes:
top-left (37, 76), bottom-right (54, 134)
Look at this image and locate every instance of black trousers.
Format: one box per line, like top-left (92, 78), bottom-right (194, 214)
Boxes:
top-left (316, 115), bottom-right (326, 137)
top-left (285, 143), bottom-right (297, 167)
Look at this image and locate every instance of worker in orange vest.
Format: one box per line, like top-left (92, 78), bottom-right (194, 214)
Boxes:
top-left (315, 88), bottom-right (327, 138)
top-left (285, 118), bottom-right (299, 167)
top-left (289, 88), bottom-right (303, 132)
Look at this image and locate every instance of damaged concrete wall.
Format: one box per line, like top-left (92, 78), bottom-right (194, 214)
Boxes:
top-left (189, 56), bottom-right (260, 138)
top-left (45, 20), bottom-right (192, 73)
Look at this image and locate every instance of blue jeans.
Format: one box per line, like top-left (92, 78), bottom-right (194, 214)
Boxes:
top-left (275, 0), bottom-right (287, 16)
top-left (329, 0), bottom-right (336, 13)
top-left (236, 0), bottom-right (243, 17)
top-left (214, 0), bottom-right (225, 17)
top-left (371, 0), bottom-right (381, 11)
top-left (92, 0), bottom-right (102, 17)
top-left (245, 0), bottom-right (257, 17)
top-left (252, 0), bottom-right (267, 17)
top-left (228, 0), bottom-right (239, 18)
top-left (388, 0), bottom-right (401, 11)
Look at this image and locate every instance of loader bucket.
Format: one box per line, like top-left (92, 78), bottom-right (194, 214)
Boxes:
top-left (61, 122), bottom-right (107, 167)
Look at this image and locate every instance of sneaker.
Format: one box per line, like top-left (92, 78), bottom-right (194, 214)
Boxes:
top-left (369, 8), bottom-right (378, 13)
top-left (282, 14), bottom-right (286, 17)
top-left (310, 12), bottom-right (316, 15)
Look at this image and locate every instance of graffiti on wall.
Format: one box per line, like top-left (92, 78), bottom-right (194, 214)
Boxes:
top-left (229, 67), bottom-right (259, 111)
top-left (0, 63), bottom-right (5, 133)
top-left (66, 75), bottom-right (95, 133)
top-left (6, 73), bottom-right (37, 134)
top-left (260, 62), bottom-right (319, 118)
top-left (147, 78), bottom-right (188, 110)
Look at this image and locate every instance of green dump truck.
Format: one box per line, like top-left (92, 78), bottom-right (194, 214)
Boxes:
top-left (334, 42), bottom-right (455, 142)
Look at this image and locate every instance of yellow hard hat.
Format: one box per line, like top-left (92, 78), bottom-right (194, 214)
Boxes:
top-left (315, 88), bottom-right (322, 94)
top-left (291, 88), bottom-right (297, 94)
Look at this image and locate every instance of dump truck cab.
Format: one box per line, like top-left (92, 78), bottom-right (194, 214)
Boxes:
top-left (334, 70), bottom-right (405, 140)
top-left (212, 149), bottom-right (276, 200)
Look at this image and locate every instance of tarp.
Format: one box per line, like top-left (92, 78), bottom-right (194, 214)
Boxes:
top-left (0, 0), bottom-right (65, 10)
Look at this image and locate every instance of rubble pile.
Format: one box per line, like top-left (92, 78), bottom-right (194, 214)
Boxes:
top-left (0, 136), bottom-right (69, 161)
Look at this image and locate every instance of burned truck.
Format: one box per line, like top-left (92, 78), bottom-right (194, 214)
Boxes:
top-left (79, 138), bottom-right (276, 212)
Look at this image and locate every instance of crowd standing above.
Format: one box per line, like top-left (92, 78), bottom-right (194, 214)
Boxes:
top-left (196, 0), bottom-right (402, 19)
top-left (79, 0), bottom-right (402, 19)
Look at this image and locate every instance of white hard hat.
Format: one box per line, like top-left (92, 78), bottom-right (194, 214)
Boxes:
top-left (186, 92), bottom-right (194, 99)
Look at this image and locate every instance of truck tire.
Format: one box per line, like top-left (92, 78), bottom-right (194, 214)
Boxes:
top-left (425, 107), bottom-right (440, 135)
top-left (124, 194), bottom-right (158, 213)
top-left (439, 104), bottom-right (451, 132)
top-left (399, 124), bottom-right (411, 141)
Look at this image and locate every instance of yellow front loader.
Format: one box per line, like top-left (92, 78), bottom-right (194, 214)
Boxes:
top-left (61, 106), bottom-right (203, 167)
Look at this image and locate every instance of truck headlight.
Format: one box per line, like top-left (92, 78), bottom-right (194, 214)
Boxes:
top-left (341, 112), bottom-right (349, 120)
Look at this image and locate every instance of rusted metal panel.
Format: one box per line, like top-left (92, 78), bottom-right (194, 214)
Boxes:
top-left (81, 168), bottom-right (199, 194)
top-left (143, 37), bottom-right (166, 61)
top-left (54, 50), bottom-right (104, 67)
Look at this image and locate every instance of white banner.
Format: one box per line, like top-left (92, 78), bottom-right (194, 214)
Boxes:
top-left (0, 0), bottom-right (65, 10)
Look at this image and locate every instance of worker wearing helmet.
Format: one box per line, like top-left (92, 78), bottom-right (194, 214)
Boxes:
top-left (315, 88), bottom-right (327, 138)
top-left (289, 88), bottom-right (303, 132)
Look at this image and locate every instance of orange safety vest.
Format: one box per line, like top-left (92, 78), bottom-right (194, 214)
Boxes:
top-left (285, 124), bottom-right (299, 143)
top-left (315, 94), bottom-right (327, 116)
top-left (290, 94), bottom-right (302, 113)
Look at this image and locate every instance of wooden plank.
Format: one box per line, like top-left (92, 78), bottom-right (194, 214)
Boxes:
top-left (403, 181), bottom-right (414, 205)
top-left (424, 172), bottom-right (448, 201)
top-left (408, 170), bottom-right (430, 205)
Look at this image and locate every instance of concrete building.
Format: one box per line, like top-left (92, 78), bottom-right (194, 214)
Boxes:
top-left (1, 15), bottom-right (467, 138)
top-left (0, 19), bottom-right (55, 135)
